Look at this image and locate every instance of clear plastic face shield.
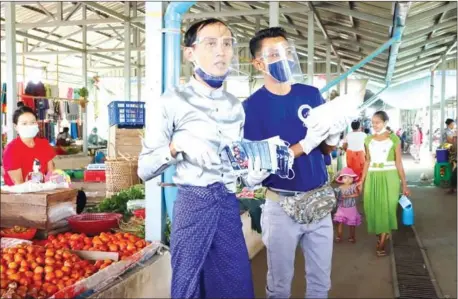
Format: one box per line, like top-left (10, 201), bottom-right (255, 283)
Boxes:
top-left (260, 41), bottom-right (303, 84)
top-left (190, 36), bottom-right (244, 87)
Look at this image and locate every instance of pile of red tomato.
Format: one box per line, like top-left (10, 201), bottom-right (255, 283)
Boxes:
top-left (0, 232), bottom-right (150, 298)
top-left (42, 232), bottom-right (149, 260)
top-left (0, 244), bottom-right (96, 299)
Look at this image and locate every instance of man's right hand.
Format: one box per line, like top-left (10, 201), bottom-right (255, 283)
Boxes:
top-left (171, 135), bottom-right (221, 169)
top-left (299, 121), bottom-right (330, 155)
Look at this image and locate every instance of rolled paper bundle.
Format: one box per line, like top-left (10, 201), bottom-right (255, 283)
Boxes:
top-left (299, 93), bottom-right (360, 135)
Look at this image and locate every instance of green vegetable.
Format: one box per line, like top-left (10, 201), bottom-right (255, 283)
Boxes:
top-left (87, 184), bottom-right (145, 219)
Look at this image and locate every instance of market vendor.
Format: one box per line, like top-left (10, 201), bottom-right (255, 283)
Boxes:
top-left (138, 19), bottom-right (268, 299)
top-left (56, 127), bottom-right (73, 146)
top-left (2, 105), bottom-right (87, 213)
top-left (88, 127), bottom-right (107, 147)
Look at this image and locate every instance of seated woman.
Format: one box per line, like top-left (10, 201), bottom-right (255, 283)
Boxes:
top-left (2, 105), bottom-right (86, 213)
top-left (56, 127), bottom-right (73, 146)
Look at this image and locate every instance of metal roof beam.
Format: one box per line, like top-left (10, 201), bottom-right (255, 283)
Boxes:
top-left (314, 3), bottom-right (393, 27)
top-left (84, 2), bottom-right (145, 31)
top-left (5, 18), bottom-right (124, 30)
top-left (36, 2), bottom-right (55, 19)
top-left (403, 20), bottom-right (456, 42)
top-left (398, 43), bottom-right (453, 60)
top-left (431, 39), bottom-right (457, 70)
top-left (306, 2), bottom-right (346, 72)
top-left (401, 33), bottom-right (457, 53)
top-left (407, 2), bottom-right (457, 25)
top-left (324, 23), bottom-right (387, 43)
top-left (183, 6), bottom-right (308, 20)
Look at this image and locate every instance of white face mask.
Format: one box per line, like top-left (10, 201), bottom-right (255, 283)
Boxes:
top-left (17, 124), bottom-right (39, 138)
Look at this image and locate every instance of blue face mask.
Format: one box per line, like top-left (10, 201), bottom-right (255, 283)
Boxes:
top-left (268, 60), bottom-right (296, 83)
top-left (195, 68), bottom-right (228, 89)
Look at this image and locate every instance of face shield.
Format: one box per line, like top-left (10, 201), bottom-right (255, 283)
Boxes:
top-left (260, 42), bottom-right (303, 84)
top-left (191, 36), bottom-right (245, 87)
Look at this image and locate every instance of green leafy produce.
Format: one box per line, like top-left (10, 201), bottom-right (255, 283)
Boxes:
top-left (87, 184), bottom-right (145, 216)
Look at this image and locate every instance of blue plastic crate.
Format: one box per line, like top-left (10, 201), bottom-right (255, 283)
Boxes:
top-left (108, 101), bottom-right (145, 128)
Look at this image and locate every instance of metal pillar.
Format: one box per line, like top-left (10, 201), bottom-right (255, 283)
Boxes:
top-left (124, 2), bottom-right (132, 100)
top-left (144, 1), bottom-right (165, 242)
top-left (5, 3), bottom-right (17, 144)
top-left (429, 71), bottom-right (434, 151)
top-left (440, 57), bottom-right (446, 143)
top-left (307, 10), bottom-right (314, 86)
top-left (133, 2), bottom-right (141, 101)
top-left (82, 4), bottom-right (88, 156)
top-left (336, 59), bottom-right (341, 94)
top-left (325, 42), bottom-right (331, 99)
top-left (269, 2), bottom-right (279, 27)
top-left (344, 77), bottom-right (348, 94)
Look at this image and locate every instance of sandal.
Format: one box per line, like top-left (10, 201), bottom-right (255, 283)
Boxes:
top-left (376, 249), bottom-right (387, 257)
top-left (348, 237), bottom-right (356, 243)
top-left (335, 236), bottom-right (342, 243)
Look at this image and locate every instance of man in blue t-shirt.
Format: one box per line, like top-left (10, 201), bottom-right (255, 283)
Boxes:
top-left (243, 27), bottom-right (343, 298)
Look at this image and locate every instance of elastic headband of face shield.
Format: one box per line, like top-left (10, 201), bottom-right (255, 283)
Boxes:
top-left (190, 36), bottom-right (244, 83)
top-left (259, 41), bottom-right (303, 84)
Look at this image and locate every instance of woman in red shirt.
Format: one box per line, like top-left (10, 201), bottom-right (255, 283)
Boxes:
top-left (2, 104), bottom-right (87, 213)
top-left (3, 105), bottom-right (55, 185)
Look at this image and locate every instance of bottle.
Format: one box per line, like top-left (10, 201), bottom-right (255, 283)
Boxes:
top-left (26, 159), bottom-right (44, 183)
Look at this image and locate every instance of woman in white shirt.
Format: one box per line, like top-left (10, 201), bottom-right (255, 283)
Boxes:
top-left (343, 120), bottom-right (367, 179)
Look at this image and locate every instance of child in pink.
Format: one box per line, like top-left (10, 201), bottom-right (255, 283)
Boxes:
top-left (334, 167), bottom-right (362, 243)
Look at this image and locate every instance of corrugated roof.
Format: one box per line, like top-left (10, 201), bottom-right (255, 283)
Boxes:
top-left (0, 1), bottom-right (456, 84)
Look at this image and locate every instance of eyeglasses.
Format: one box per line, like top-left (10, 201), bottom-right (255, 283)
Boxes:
top-left (193, 36), bottom-right (237, 52)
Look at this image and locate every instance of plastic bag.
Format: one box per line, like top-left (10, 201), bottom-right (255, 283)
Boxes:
top-left (0, 181), bottom-right (69, 193)
top-left (126, 200), bottom-right (146, 211)
top-left (48, 202), bottom-right (76, 225)
top-left (1, 237), bottom-right (32, 248)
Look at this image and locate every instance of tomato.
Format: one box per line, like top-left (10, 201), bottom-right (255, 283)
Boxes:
top-left (126, 243), bottom-right (136, 251)
top-left (44, 266), bottom-right (54, 273)
top-left (45, 249), bottom-right (54, 257)
top-left (8, 262), bottom-right (18, 270)
top-left (25, 271), bottom-right (34, 278)
top-left (46, 284), bottom-right (58, 295)
top-left (29, 262), bottom-right (38, 270)
top-left (61, 276), bottom-right (69, 281)
top-left (62, 251), bottom-right (72, 259)
top-left (8, 273), bottom-right (20, 281)
top-left (19, 260), bottom-right (28, 268)
top-left (55, 269), bottom-right (64, 279)
top-left (35, 256), bottom-right (45, 265)
top-left (26, 246), bottom-right (34, 254)
top-left (44, 257), bottom-right (55, 265)
top-left (92, 237), bottom-right (103, 245)
top-left (65, 279), bottom-right (75, 287)
top-left (19, 277), bottom-right (31, 286)
top-left (34, 266), bottom-right (44, 274)
top-left (70, 272), bottom-right (80, 280)
top-left (83, 237), bottom-right (92, 245)
top-left (48, 235), bottom-right (56, 241)
top-left (108, 244), bottom-right (119, 252)
top-left (135, 240), bottom-right (146, 248)
top-left (61, 266), bottom-right (70, 274)
top-left (44, 272), bottom-right (55, 282)
top-left (6, 268), bottom-right (16, 276)
top-left (63, 260), bottom-right (72, 268)
top-left (57, 282), bottom-right (66, 290)
top-left (0, 279), bottom-right (9, 289)
top-left (3, 254), bottom-right (13, 262)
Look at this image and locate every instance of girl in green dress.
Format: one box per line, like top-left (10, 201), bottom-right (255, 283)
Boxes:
top-left (358, 111), bottom-right (410, 257)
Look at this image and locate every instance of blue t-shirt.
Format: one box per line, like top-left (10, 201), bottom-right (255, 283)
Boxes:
top-left (243, 84), bottom-right (328, 192)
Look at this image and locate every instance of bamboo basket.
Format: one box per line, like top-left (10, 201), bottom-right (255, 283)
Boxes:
top-left (105, 152), bottom-right (140, 197)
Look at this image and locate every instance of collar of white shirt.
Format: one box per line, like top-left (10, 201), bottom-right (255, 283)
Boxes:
top-left (188, 75), bottom-right (224, 99)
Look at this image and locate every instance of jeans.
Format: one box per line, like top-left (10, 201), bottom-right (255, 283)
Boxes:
top-left (261, 198), bottom-right (333, 298)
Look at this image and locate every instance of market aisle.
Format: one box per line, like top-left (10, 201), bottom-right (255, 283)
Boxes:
top-left (250, 202), bottom-right (394, 298)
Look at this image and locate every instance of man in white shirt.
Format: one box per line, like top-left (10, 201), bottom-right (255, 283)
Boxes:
top-left (343, 120), bottom-right (367, 179)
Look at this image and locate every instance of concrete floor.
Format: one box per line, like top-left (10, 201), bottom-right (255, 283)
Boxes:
top-left (250, 154), bottom-right (457, 299)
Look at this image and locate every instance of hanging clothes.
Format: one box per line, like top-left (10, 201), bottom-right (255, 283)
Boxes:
top-left (1, 83), bottom-right (6, 113)
top-left (70, 122), bottom-right (78, 139)
top-left (67, 88), bottom-right (74, 99)
top-left (35, 98), bottom-right (49, 120)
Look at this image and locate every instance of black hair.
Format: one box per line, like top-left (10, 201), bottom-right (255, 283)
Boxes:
top-left (63, 127), bottom-right (69, 132)
top-left (351, 120), bottom-right (361, 131)
top-left (364, 128), bottom-right (371, 134)
top-left (17, 102), bottom-right (25, 108)
top-left (249, 27), bottom-right (288, 58)
top-left (446, 118), bottom-right (455, 126)
top-left (373, 110), bottom-right (389, 122)
top-left (13, 106), bottom-right (37, 125)
top-left (184, 18), bottom-right (231, 47)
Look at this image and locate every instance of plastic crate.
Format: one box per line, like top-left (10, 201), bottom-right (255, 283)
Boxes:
top-left (84, 170), bottom-right (106, 183)
top-left (108, 101), bottom-right (145, 128)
